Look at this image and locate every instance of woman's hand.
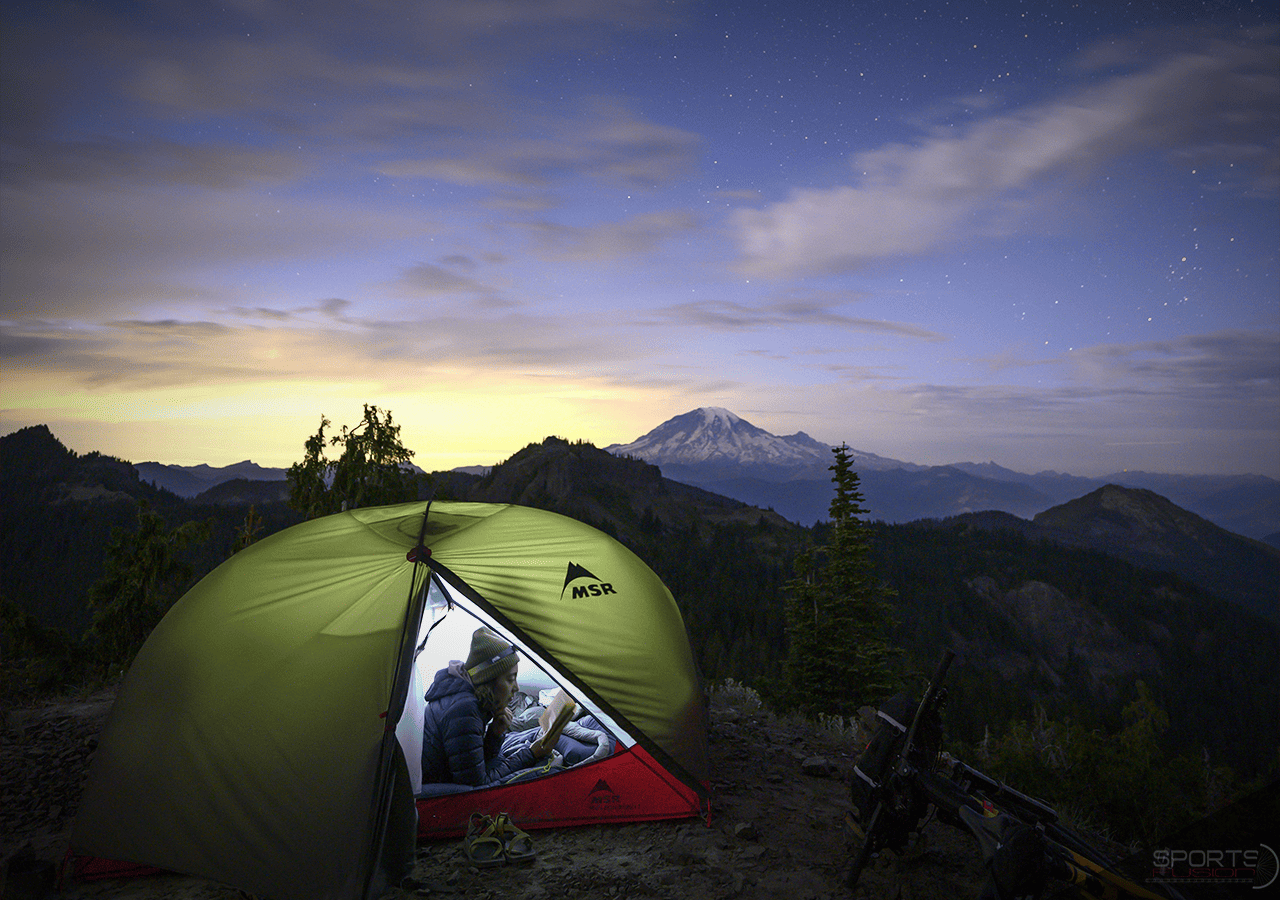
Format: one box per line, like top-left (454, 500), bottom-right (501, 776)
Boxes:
top-left (487, 707), bottom-right (513, 738)
top-left (529, 732), bottom-right (554, 759)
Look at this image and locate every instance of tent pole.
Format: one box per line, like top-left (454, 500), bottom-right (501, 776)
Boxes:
top-left (360, 502), bottom-right (433, 899)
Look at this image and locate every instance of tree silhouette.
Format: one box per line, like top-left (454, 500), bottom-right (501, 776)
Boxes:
top-left (86, 502), bottom-right (210, 664)
top-left (287, 404), bottom-right (419, 518)
top-left (785, 444), bottom-right (899, 717)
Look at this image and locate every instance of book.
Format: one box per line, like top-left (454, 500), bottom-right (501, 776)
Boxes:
top-left (532, 689), bottom-right (577, 754)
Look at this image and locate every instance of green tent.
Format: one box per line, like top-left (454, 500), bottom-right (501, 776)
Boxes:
top-left (71, 501), bottom-right (708, 900)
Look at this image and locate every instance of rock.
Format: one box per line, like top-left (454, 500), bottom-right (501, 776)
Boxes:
top-left (3, 847), bottom-right (56, 900)
top-left (733, 821), bottom-right (758, 840)
top-left (665, 835), bottom-right (707, 867)
top-left (801, 756), bottom-right (837, 778)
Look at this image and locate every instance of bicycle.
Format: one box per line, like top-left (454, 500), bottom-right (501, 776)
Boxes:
top-left (845, 649), bottom-right (1190, 900)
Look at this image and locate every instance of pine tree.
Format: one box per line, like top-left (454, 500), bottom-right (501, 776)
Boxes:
top-left (231, 505), bottom-right (265, 554)
top-left (287, 404), bottom-right (419, 518)
top-left (86, 502), bottom-right (210, 664)
top-left (784, 444), bottom-right (899, 718)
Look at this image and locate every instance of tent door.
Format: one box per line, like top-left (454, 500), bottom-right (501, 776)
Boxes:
top-left (395, 577), bottom-right (631, 796)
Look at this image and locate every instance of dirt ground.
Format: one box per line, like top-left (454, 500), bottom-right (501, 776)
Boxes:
top-left (2, 685), bottom-right (989, 900)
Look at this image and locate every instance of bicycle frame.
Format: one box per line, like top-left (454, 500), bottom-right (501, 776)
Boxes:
top-left (846, 650), bottom-right (1187, 900)
top-left (847, 648), bottom-right (955, 886)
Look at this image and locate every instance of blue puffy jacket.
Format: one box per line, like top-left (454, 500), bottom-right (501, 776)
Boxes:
top-left (420, 664), bottom-right (537, 787)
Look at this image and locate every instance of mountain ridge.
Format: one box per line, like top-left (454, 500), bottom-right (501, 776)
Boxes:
top-left (134, 459), bottom-right (288, 497)
top-left (455, 435), bottom-right (798, 539)
top-left (604, 408), bottom-right (1280, 541)
top-left (95, 409), bottom-right (1278, 539)
top-left (941, 484), bottom-right (1279, 625)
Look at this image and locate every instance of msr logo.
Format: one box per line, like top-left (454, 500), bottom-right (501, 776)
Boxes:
top-left (561, 562), bottom-right (617, 600)
top-left (588, 778), bottom-right (621, 806)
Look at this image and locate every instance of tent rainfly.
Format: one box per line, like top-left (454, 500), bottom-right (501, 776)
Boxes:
top-left (70, 501), bottom-right (710, 900)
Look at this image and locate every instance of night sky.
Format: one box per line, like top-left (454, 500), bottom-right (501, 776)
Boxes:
top-left (2, 0), bottom-right (1276, 476)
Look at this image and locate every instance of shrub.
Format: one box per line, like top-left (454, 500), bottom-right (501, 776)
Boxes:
top-left (974, 683), bottom-right (1232, 847)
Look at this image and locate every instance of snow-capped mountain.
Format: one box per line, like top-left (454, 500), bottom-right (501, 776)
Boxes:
top-left (605, 408), bottom-right (822, 468)
top-left (604, 407), bottom-right (914, 478)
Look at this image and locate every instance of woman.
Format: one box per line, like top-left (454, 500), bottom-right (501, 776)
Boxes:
top-left (420, 626), bottom-right (554, 786)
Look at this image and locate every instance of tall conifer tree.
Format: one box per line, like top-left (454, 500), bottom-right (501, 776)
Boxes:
top-left (784, 444), bottom-right (899, 717)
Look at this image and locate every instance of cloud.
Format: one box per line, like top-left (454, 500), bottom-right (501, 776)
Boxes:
top-left (646, 295), bottom-right (944, 340)
top-left (0, 318), bottom-right (270, 388)
top-left (0, 2), bottom-right (698, 322)
top-left (440, 255), bottom-right (478, 272)
top-left (386, 262), bottom-right (522, 310)
top-left (4, 135), bottom-right (309, 190)
top-left (1067, 329), bottom-right (1280, 403)
top-left (379, 99), bottom-right (701, 190)
top-left (927, 329), bottom-right (1280, 430)
top-left (732, 28), bottom-right (1279, 278)
top-left (4, 0), bottom-right (676, 136)
top-left (518, 210), bottom-right (700, 261)
top-left (0, 179), bottom-right (437, 319)
top-left (230, 307), bottom-right (294, 321)
top-left (312, 299), bottom-right (353, 319)
top-left (1, 0), bottom-right (686, 161)
top-left (828, 327), bottom-right (1280, 476)
top-left (813, 361), bottom-right (910, 383)
top-left (106, 319), bottom-right (234, 338)
top-left (395, 263), bottom-right (492, 296)
top-left (0, 294), bottom-right (648, 392)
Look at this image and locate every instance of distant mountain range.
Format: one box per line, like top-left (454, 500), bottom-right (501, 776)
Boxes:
top-left (129, 406), bottom-right (1279, 543)
top-left (134, 460), bottom-right (287, 499)
top-left (606, 407), bottom-right (1280, 542)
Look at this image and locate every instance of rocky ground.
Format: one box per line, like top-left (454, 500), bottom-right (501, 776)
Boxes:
top-left (2, 684), bottom-right (988, 900)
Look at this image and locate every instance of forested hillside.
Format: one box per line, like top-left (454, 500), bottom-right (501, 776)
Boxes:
top-left (3, 427), bottom-right (1276, 779)
top-left (0, 426), bottom-right (304, 637)
top-left (871, 520), bottom-right (1277, 774)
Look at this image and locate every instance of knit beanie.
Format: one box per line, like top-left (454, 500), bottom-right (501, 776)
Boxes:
top-left (465, 627), bottom-right (518, 684)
